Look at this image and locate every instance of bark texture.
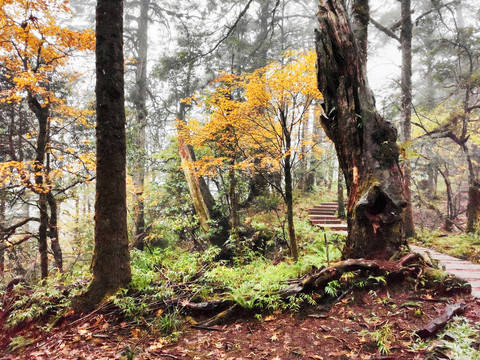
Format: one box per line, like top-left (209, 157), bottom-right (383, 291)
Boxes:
top-left (74, 0), bottom-right (131, 311)
top-left (399, 0), bottom-right (415, 238)
top-left (465, 152), bottom-right (480, 233)
top-left (28, 96), bottom-right (50, 279)
top-left (337, 168), bottom-right (345, 219)
top-left (131, 0), bottom-right (150, 248)
top-left (47, 191), bottom-right (62, 270)
top-left (315, 0), bottom-right (407, 260)
top-left (0, 196), bottom-right (5, 277)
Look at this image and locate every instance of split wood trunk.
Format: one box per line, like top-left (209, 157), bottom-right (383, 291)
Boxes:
top-left (315, 0), bottom-right (407, 259)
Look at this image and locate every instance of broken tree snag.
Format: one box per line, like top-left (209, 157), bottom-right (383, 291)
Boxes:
top-left (315, 0), bottom-right (407, 260)
top-left (416, 303), bottom-right (467, 339)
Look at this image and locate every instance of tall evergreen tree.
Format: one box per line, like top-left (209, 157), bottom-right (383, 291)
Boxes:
top-left (74, 0), bottom-right (131, 311)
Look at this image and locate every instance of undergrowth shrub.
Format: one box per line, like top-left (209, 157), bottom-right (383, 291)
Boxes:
top-left (4, 272), bottom-right (88, 329)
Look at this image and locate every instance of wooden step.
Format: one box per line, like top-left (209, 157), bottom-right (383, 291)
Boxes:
top-left (308, 209), bottom-right (336, 215)
top-left (313, 205), bottom-right (338, 209)
top-left (314, 223), bottom-right (348, 231)
top-left (309, 215), bottom-right (339, 220)
top-left (311, 219), bottom-right (342, 225)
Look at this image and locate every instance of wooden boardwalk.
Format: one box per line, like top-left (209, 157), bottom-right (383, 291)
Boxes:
top-left (410, 245), bottom-right (480, 298)
top-left (308, 203), bottom-right (480, 297)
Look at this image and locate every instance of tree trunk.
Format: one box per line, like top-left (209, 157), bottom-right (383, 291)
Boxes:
top-left (47, 191), bottom-right (63, 270)
top-left (282, 114), bottom-right (298, 261)
top-left (178, 136), bottom-right (215, 232)
top-left (28, 95), bottom-right (50, 279)
top-left (285, 153), bottom-right (297, 261)
top-left (337, 168), bottom-right (346, 219)
top-left (0, 195), bottom-right (5, 278)
top-left (45, 152), bottom-right (63, 270)
top-left (228, 161), bottom-right (240, 252)
top-left (438, 166), bottom-right (454, 232)
top-left (131, 0), bottom-right (149, 249)
top-left (465, 151), bottom-right (480, 233)
top-left (298, 115), bottom-right (308, 192)
top-left (316, 0), bottom-right (406, 260)
top-left (38, 193), bottom-right (49, 279)
top-left (74, 0), bottom-right (131, 311)
top-left (399, 0), bottom-right (415, 238)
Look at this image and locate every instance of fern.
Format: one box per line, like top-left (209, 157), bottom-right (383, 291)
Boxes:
top-left (325, 280), bottom-right (341, 297)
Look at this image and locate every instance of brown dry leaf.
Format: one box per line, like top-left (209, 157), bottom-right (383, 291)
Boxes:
top-left (264, 315), bottom-right (276, 322)
top-left (78, 328), bottom-right (89, 336)
top-left (147, 338), bottom-right (167, 352)
top-left (269, 333), bottom-right (278, 342)
top-left (329, 350), bottom-right (348, 357)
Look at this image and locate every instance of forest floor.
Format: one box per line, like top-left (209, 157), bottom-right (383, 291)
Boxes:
top-left (3, 282), bottom-right (480, 360)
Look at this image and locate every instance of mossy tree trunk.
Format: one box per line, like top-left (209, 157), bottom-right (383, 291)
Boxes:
top-left (315, 0), bottom-right (407, 260)
top-left (74, 0), bottom-right (131, 311)
top-left (464, 147), bottom-right (479, 233)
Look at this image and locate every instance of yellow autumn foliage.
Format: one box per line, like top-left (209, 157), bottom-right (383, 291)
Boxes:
top-left (180, 50), bottom-right (323, 178)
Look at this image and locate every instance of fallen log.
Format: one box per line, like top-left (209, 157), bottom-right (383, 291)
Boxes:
top-left (416, 302), bottom-right (467, 339)
top-left (196, 304), bottom-right (239, 327)
top-left (182, 299), bottom-right (234, 312)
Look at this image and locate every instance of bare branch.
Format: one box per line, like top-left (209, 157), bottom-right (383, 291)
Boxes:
top-left (370, 17), bottom-right (400, 42)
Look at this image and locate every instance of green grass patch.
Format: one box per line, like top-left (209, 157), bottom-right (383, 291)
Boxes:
top-left (413, 229), bottom-right (480, 263)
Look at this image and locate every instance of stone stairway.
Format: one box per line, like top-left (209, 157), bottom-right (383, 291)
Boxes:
top-left (308, 202), bottom-right (348, 232)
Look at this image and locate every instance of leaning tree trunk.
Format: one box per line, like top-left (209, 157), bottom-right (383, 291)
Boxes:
top-left (316, 0), bottom-right (407, 260)
top-left (177, 101), bottom-right (230, 249)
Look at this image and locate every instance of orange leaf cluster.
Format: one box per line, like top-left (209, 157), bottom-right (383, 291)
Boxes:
top-left (0, 0), bottom-right (95, 104)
